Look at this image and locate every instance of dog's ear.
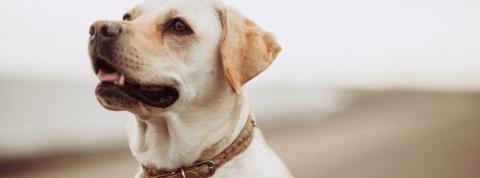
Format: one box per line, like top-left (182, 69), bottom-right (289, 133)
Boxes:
top-left (216, 3), bottom-right (282, 93)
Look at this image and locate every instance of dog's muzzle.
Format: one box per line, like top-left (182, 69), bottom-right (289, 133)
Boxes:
top-left (88, 20), bottom-right (180, 109)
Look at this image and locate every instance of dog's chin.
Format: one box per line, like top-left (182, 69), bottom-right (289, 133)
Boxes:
top-left (95, 82), bottom-right (180, 111)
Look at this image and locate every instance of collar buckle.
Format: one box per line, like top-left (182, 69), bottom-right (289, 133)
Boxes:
top-left (193, 160), bottom-right (216, 177)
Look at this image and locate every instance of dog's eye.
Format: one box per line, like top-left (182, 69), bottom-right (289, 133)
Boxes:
top-left (167, 19), bottom-right (193, 35)
top-left (173, 21), bottom-right (187, 32)
top-left (123, 14), bottom-right (132, 21)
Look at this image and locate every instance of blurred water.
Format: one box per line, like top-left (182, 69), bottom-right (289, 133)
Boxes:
top-left (0, 79), bottom-right (346, 159)
top-left (0, 79), bottom-right (129, 159)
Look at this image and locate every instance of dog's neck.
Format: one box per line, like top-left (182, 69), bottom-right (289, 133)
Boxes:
top-left (127, 92), bottom-right (250, 170)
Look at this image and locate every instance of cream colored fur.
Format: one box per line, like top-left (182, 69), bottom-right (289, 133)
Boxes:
top-left (94, 0), bottom-right (292, 177)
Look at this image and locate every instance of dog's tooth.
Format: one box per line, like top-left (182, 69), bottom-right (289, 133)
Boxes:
top-left (119, 74), bottom-right (125, 86)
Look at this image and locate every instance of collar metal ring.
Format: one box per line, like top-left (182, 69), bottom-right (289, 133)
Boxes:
top-left (180, 168), bottom-right (186, 178)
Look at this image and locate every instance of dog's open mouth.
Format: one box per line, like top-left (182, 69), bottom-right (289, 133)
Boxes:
top-left (93, 58), bottom-right (179, 108)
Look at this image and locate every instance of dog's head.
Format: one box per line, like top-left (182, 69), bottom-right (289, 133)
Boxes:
top-left (88, 0), bottom-right (281, 115)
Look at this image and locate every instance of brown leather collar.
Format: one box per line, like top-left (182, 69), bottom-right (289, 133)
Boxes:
top-left (142, 115), bottom-right (256, 178)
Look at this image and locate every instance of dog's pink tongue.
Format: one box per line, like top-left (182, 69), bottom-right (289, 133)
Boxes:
top-left (97, 70), bottom-right (120, 82)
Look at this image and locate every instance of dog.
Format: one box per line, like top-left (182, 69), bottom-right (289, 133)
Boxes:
top-left (88, 0), bottom-right (292, 177)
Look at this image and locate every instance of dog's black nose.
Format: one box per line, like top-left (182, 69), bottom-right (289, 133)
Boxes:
top-left (89, 21), bottom-right (123, 41)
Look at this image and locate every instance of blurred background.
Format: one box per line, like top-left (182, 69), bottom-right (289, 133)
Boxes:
top-left (1, 0), bottom-right (480, 178)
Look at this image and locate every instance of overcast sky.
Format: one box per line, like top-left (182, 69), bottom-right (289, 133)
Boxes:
top-left (1, 0), bottom-right (479, 90)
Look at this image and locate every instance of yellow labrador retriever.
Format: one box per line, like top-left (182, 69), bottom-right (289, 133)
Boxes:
top-left (88, 0), bottom-right (292, 177)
